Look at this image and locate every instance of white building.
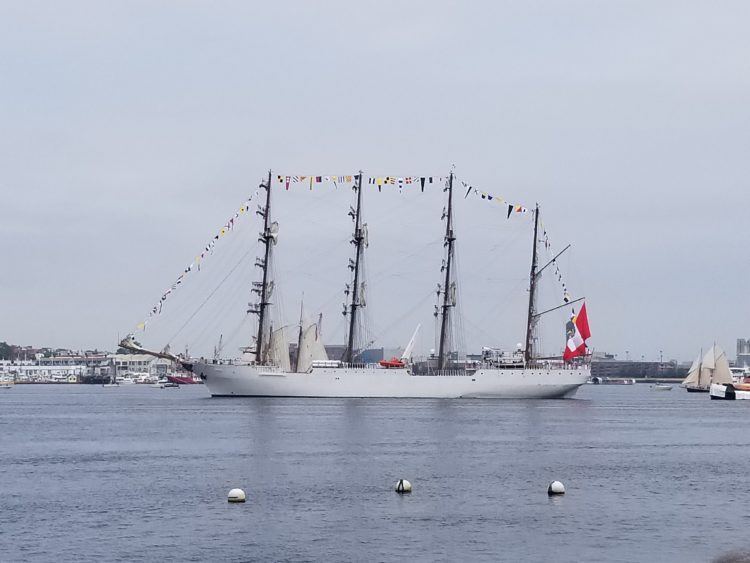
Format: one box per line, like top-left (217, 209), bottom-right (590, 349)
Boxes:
top-left (109, 354), bottom-right (172, 377)
top-left (0, 361), bottom-right (86, 383)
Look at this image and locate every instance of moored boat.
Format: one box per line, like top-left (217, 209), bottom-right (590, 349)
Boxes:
top-left (709, 382), bottom-right (750, 400)
top-left (695, 346), bottom-right (738, 400)
top-left (166, 374), bottom-right (199, 385)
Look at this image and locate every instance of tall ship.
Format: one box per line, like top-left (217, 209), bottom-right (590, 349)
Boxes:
top-left (122, 170), bottom-right (590, 398)
top-left (681, 345), bottom-right (733, 393)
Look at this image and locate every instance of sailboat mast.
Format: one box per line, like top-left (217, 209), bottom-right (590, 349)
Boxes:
top-left (295, 296), bottom-right (304, 372)
top-left (437, 172), bottom-right (456, 370)
top-left (255, 170), bottom-right (273, 364)
top-left (344, 172), bottom-right (364, 365)
top-left (524, 203), bottom-right (540, 365)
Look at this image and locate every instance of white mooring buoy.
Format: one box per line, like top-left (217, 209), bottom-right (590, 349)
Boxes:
top-left (395, 479), bottom-right (412, 494)
top-left (228, 488), bottom-right (246, 503)
top-left (547, 481), bottom-right (565, 496)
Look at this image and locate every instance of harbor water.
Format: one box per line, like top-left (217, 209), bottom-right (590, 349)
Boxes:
top-left (2, 384), bottom-right (749, 562)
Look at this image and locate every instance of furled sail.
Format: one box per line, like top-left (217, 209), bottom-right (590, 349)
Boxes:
top-left (681, 354), bottom-right (702, 387)
top-left (268, 326), bottom-right (291, 371)
top-left (297, 323), bottom-right (328, 372)
top-left (268, 221), bottom-right (280, 244)
top-left (310, 324), bottom-right (328, 362)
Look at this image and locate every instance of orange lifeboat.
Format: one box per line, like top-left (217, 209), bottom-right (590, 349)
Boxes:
top-left (379, 357), bottom-right (406, 369)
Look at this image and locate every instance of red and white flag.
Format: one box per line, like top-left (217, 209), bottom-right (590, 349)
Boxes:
top-left (563, 303), bottom-right (591, 361)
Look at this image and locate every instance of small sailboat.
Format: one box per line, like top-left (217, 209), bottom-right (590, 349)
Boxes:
top-left (681, 352), bottom-right (706, 392)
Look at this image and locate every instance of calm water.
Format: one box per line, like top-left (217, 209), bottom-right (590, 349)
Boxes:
top-left (2, 384), bottom-right (750, 562)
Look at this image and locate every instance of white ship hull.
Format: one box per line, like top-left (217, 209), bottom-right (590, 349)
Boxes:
top-left (710, 383), bottom-right (750, 400)
top-left (191, 362), bottom-right (589, 399)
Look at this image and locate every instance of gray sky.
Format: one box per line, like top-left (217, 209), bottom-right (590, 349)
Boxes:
top-left (1, 1), bottom-right (748, 361)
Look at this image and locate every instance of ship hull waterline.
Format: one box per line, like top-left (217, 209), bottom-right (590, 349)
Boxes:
top-left (191, 363), bottom-right (590, 399)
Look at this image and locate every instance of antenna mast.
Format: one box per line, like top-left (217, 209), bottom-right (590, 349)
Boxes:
top-left (524, 203), bottom-right (540, 365)
top-left (437, 172), bottom-right (456, 370)
top-left (344, 172), bottom-right (364, 365)
top-left (253, 170), bottom-right (274, 364)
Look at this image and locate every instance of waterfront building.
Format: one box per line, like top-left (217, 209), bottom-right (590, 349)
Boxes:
top-left (109, 354), bottom-right (172, 378)
top-left (0, 361), bottom-right (87, 383)
top-left (737, 339), bottom-right (750, 368)
top-left (590, 353), bottom-right (688, 379)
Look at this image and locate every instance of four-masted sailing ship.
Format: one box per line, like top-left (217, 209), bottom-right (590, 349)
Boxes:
top-left (153, 171), bottom-right (590, 398)
top-left (122, 170), bottom-right (590, 398)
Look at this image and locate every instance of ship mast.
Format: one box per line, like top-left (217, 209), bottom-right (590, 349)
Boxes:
top-left (295, 296), bottom-right (304, 372)
top-left (253, 170), bottom-right (274, 365)
top-left (437, 172), bottom-right (456, 370)
top-left (343, 172), bottom-right (364, 365)
top-left (524, 203), bottom-right (540, 366)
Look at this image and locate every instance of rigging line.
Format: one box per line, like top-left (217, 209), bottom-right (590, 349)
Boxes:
top-left (486, 228), bottom-right (526, 254)
top-left (137, 226), bottom-right (254, 330)
top-left (360, 288), bottom-right (435, 350)
top-left (183, 266), bottom-right (252, 351)
top-left (163, 235), bottom-right (255, 336)
top-left (287, 236), bottom-right (351, 275)
top-left (221, 314), bottom-right (252, 353)
top-left (167, 248), bottom-right (254, 346)
top-left (366, 240), bottom-right (444, 285)
top-left (472, 276), bottom-right (529, 329)
top-left (461, 313), bottom-right (500, 346)
top-left (175, 272), bottom-right (250, 353)
top-left (168, 226), bottom-right (257, 310)
top-left (190, 309), bottom-right (251, 359)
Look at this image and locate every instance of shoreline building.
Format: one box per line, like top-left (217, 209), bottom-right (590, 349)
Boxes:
top-left (591, 353), bottom-right (688, 379)
top-left (737, 339), bottom-right (750, 368)
top-left (0, 360), bottom-right (87, 383)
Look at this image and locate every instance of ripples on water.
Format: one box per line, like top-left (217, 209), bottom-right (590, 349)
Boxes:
top-left (2, 384), bottom-right (750, 562)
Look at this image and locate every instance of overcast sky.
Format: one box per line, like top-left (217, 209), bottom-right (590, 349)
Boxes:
top-left (1, 1), bottom-right (748, 361)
